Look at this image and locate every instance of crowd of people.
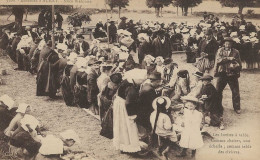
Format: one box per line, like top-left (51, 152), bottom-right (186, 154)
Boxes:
top-left (0, 12), bottom-right (259, 159)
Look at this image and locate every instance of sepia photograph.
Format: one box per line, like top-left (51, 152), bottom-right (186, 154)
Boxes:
top-left (0, 0), bottom-right (260, 159)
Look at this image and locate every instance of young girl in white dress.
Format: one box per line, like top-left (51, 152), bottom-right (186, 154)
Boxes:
top-left (177, 96), bottom-right (204, 158)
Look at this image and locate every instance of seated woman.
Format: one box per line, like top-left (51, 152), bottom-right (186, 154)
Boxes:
top-left (150, 96), bottom-right (177, 159)
top-left (4, 103), bottom-right (31, 137)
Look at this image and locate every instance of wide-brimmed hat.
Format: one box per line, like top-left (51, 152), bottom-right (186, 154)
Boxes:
top-left (223, 37), bottom-right (234, 43)
top-left (199, 74), bottom-right (213, 81)
top-left (181, 96), bottom-right (203, 104)
top-left (163, 58), bottom-right (173, 65)
top-left (120, 16), bottom-right (127, 20)
top-left (152, 96), bottom-right (171, 110)
top-left (148, 72), bottom-right (161, 80)
top-left (193, 71), bottom-right (203, 78)
top-left (0, 94), bottom-right (15, 110)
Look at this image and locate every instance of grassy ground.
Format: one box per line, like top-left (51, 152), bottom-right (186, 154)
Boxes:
top-left (0, 12), bottom-right (260, 160)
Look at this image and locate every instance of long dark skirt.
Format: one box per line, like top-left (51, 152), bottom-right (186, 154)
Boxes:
top-left (36, 61), bottom-right (57, 98)
top-left (74, 85), bottom-right (88, 108)
top-left (61, 76), bottom-right (74, 106)
top-left (100, 107), bottom-right (113, 139)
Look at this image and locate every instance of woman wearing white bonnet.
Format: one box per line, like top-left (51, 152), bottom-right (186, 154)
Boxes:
top-left (4, 103), bottom-right (31, 137)
top-left (113, 69), bottom-right (147, 153)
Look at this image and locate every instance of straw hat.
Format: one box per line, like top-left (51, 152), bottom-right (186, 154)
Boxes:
top-left (152, 96), bottom-right (171, 110)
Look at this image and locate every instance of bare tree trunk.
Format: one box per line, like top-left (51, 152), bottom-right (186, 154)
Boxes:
top-left (155, 7), bottom-right (160, 17)
top-left (238, 5), bottom-right (244, 15)
top-left (161, 7), bottom-right (163, 17)
top-left (177, 6), bottom-right (178, 16)
top-left (119, 6), bottom-right (121, 19)
top-left (110, 8), bottom-right (113, 18)
top-left (24, 8), bottom-right (28, 21)
top-left (181, 7), bottom-right (183, 16)
top-left (183, 6), bottom-right (188, 16)
top-left (191, 7), bottom-right (192, 15)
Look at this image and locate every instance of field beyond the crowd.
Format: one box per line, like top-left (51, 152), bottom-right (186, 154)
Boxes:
top-left (0, 12), bottom-right (260, 160)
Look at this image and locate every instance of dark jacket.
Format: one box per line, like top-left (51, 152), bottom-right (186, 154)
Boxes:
top-left (138, 41), bottom-right (153, 63)
top-left (214, 47), bottom-right (242, 77)
top-left (118, 80), bottom-right (139, 116)
top-left (118, 21), bottom-right (127, 30)
top-left (137, 83), bottom-right (158, 130)
top-left (0, 33), bottom-right (10, 50)
top-left (87, 69), bottom-right (100, 104)
top-left (152, 36), bottom-right (172, 58)
top-left (198, 38), bottom-right (219, 61)
top-left (74, 41), bottom-right (89, 56)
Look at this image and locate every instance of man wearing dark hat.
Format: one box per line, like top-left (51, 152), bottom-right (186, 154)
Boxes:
top-left (137, 71), bottom-right (162, 144)
top-left (198, 28), bottom-right (219, 73)
top-left (214, 37), bottom-right (242, 114)
top-left (55, 12), bottom-right (63, 30)
top-left (74, 34), bottom-right (89, 57)
top-left (152, 30), bottom-right (172, 58)
top-left (118, 17), bottom-right (127, 30)
top-left (108, 21), bottom-right (117, 43)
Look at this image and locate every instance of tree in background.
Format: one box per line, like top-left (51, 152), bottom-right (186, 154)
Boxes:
top-left (105, 0), bottom-right (129, 18)
top-left (172, 0), bottom-right (202, 16)
top-left (217, 0), bottom-right (256, 15)
top-left (146, 0), bottom-right (172, 17)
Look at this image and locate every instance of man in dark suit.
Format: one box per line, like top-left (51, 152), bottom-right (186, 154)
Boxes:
top-left (151, 30), bottom-right (172, 59)
top-left (87, 59), bottom-right (102, 115)
top-left (74, 34), bottom-right (89, 57)
top-left (214, 37), bottom-right (242, 114)
top-left (118, 16), bottom-right (127, 30)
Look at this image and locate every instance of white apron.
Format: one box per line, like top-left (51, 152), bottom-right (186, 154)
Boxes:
top-left (113, 96), bottom-right (141, 153)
